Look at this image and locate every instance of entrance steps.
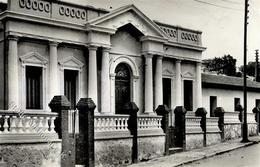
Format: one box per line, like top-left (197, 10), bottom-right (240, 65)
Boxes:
top-left (169, 147), bottom-right (183, 154)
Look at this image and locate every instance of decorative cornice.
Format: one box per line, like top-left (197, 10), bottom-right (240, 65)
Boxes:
top-left (0, 11), bottom-right (86, 31)
top-left (86, 24), bottom-right (116, 34)
top-left (140, 35), bottom-right (168, 43)
top-left (6, 31), bottom-right (87, 47)
top-left (165, 40), bottom-right (206, 51)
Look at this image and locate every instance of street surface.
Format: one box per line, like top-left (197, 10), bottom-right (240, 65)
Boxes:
top-left (183, 142), bottom-right (260, 167)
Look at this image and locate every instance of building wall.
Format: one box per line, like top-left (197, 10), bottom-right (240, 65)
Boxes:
top-left (202, 87), bottom-right (260, 114)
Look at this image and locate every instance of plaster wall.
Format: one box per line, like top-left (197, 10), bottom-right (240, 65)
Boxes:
top-left (58, 46), bottom-right (87, 99)
top-left (110, 30), bottom-right (141, 56)
top-left (202, 88), bottom-right (260, 114)
top-left (165, 46), bottom-right (202, 61)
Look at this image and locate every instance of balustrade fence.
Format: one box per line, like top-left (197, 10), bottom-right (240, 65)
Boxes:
top-left (0, 110), bottom-right (58, 134)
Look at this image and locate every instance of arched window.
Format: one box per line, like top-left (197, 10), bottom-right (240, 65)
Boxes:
top-left (115, 63), bottom-right (131, 114)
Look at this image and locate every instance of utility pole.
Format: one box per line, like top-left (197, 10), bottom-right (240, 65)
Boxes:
top-left (242, 0), bottom-right (249, 143)
top-left (255, 49), bottom-right (259, 82)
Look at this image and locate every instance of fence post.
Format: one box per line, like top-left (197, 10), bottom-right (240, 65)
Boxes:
top-left (76, 98), bottom-right (96, 167)
top-left (214, 107), bottom-right (225, 141)
top-left (155, 105), bottom-right (170, 155)
top-left (252, 107), bottom-right (260, 134)
top-left (49, 95), bottom-right (74, 167)
top-left (195, 108), bottom-right (207, 147)
top-left (124, 102), bottom-right (139, 164)
top-left (174, 106), bottom-right (187, 150)
top-left (237, 105), bottom-right (244, 122)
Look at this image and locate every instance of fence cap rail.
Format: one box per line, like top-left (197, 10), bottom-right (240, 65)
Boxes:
top-left (0, 110), bottom-right (58, 117)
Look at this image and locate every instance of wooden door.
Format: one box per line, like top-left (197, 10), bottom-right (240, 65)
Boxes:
top-left (115, 63), bottom-right (131, 115)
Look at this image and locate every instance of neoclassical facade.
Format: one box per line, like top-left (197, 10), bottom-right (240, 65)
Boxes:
top-left (0, 0), bottom-right (206, 117)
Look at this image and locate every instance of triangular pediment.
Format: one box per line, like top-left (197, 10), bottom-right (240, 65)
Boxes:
top-left (163, 69), bottom-right (174, 77)
top-left (59, 56), bottom-right (84, 69)
top-left (20, 52), bottom-right (48, 65)
top-left (182, 71), bottom-right (194, 78)
top-left (88, 4), bottom-right (167, 38)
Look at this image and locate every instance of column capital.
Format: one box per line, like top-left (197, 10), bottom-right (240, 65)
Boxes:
top-left (144, 54), bottom-right (153, 59)
top-left (196, 61), bottom-right (202, 66)
top-left (8, 35), bottom-right (19, 41)
top-left (49, 41), bottom-right (59, 47)
top-left (175, 59), bottom-right (182, 63)
top-left (157, 55), bottom-right (163, 59)
top-left (102, 47), bottom-right (111, 52)
top-left (88, 45), bottom-right (98, 51)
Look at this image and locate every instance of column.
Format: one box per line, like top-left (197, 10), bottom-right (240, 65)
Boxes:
top-left (144, 54), bottom-right (154, 114)
top-left (101, 47), bottom-right (111, 114)
top-left (155, 55), bottom-right (163, 108)
top-left (175, 59), bottom-right (182, 106)
top-left (8, 35), bottom-right (19, 109)
top-left (49, 41), bottom-right (59, 101)
top-left (88, 46), bottom-right (98, 112)
top-left (110, 73), bottom-right (116, 114)
top-left (196, 62), bottom-right (202, 108)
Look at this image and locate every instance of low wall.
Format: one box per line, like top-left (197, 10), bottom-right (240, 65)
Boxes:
top-left (223, 123), bottom-right (242, 140)
top-left (0, 141), bottom-right (61, 167)
top-left (95, 130), bottom-right (165, 167)
top-left (206, 132), bottom-right (221, 145)
top-left (186, 132), bottom-right (204, 150)
top-left (248, 123), bottom-right (258, 136)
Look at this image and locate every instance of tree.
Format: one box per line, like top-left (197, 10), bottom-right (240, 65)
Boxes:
top-left (203, 54), bottom-right (237, 76)
top-left (239, 61), bottom-right (256, 77)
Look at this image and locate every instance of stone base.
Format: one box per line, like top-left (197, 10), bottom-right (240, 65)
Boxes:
top-left (95, 138), bottom-right (132, 167)
top-left (138, 135), bottom-right (164, 161)
top-left (248, 123), bottom-right (258, 136)
top-left (224, 123), bottom-right (241, 140)
top-left (186, 133), bottom-right (204, 150)
top-left (0, 142), bottom-right (61, 167)
top-left (206, 132), bottom-right (221, 146)
top-left (95, 134), bottom-right (165, 166)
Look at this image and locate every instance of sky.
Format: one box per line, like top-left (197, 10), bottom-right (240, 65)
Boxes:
top-left (1, 0), bottom-right (259, 66)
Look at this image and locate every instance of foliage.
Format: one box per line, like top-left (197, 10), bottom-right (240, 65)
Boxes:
top-left (239, 61), bottom-right (256, 77)
top-left (203, 54), bottom-right (237, 76)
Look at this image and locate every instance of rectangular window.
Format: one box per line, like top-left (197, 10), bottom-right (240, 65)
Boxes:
top-left (184, 80), bottom-right (193, 111)
top-left (64, 70), bottom-right (78, 109)
top-left (26, 66), bottom-right (42, 109)
top-left (163, 78), bottom-right (171, 108)
top-left (210, 96), bottom-right (217, 117)
top-left (234, 98), bottom-right (240, 111)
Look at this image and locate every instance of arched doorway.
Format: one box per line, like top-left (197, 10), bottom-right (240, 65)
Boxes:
top-left (115, 63), bottom-right (131, 114)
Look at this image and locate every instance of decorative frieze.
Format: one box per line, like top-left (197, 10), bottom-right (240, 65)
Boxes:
top-left (158, 23), bottom-right (201, 46)
top-left (19, 0), bottom-right (51, 13)
top-left (181, 31), bottom-right (198, 42)
top-left (161, 26), bottom-right (177, 38)
top-left (59, 6), bottom-right (87, 20)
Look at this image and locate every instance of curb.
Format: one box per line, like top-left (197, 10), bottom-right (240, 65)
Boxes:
top-left (174, 140), bottom-right (260, 167)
